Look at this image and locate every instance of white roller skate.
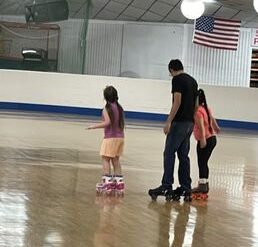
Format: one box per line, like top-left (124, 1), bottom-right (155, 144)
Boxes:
top-left (96, 175), bottom-right (113, 196)
top-left (114, 176), bottom-right (125, 196)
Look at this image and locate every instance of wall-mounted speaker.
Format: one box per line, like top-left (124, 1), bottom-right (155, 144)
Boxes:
top-left (25, 0), bottom-right (69, 23)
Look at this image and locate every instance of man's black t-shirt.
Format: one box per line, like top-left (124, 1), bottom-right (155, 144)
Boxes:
top-left (171, 73), bottom-right (198, 122)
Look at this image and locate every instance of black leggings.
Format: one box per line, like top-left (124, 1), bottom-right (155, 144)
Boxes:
top-left (197, 136), bottom-right (217, 179)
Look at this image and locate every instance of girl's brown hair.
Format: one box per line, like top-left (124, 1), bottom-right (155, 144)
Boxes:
top-left (104, 86), bottom-right (124, 130)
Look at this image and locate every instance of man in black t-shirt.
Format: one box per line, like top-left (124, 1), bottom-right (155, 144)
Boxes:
top-left (149, 59), bottom-right (198, 201)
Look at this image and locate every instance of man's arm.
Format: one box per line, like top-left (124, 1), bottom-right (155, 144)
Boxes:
top-left (163, 92), bottom-right (181, 134)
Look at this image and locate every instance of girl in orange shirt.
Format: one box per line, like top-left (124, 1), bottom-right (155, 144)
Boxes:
top-left (192, 89), bottom-right (220, 199)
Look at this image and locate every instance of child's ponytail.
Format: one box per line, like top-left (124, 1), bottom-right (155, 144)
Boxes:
top-left (116, 102), bottom-right (125, 130)
top-left (198, 89), bottom-right (212, 133)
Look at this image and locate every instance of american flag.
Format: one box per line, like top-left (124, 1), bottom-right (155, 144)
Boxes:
top-left (193, 16), bottom-right (241, 50)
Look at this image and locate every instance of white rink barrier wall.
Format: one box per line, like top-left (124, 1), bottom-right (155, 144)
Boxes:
top-left (0, 70), bottom-right (258, 130)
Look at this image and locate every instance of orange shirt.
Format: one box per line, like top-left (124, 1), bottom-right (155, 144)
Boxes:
top-left (193, 106), bottom-right (215, 141)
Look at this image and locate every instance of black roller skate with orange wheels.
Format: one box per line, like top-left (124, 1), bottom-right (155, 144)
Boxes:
top-left (191, 182), bottom-right (209, 200)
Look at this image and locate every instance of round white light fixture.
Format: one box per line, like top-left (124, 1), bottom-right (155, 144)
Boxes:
top-left (181, 0), bottom-right (205, 20)
top-left (254, 0), bottom-right (258, 13)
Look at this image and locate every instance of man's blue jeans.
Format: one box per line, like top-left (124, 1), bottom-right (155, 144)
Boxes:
top-left (161, 121), bottom-right (194, 191)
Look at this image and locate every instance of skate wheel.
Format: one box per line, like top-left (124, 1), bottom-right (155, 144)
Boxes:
top-left (172, 195), bottom-right (180, 201)
top-left (96, 187), bottom-right (102, 193)
top-left (106, 190), bottom-right (113, 196)
top-left (192, 193), bottom-right (197, 200)
top-left (165, 195), bottom-right (172, 202)
top-left (200, 194), bottom-right (208, 200)
top-left (116, 191), bottom-right (124, 197)
top-left (148, 190), bottom-right (158, 201)
top-left (150, 194), bottom-right (157, 201)
top-left (184, 196), bottom-right (192, 202)
top-left (192, 193), bottom-right (208, 200)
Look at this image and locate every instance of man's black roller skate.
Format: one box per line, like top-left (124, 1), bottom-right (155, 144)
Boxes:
top-left (182, 189), bottom-right (192, 202)
top-left (166, 187), bottom-right (192, 202)
top-left (148, 185), bottom-right (172, 201)
top-left (166, 187), bottom-right (182, 202)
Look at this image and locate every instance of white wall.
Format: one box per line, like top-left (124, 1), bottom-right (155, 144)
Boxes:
top-left (120, 22), bottom-right (183, 80)
top-left (0, 17), bottom-right (254, 87)
top-left (85, 20), bottom-right (253, 87)
top-left (1, 69), bottom-right (258, 124)
top-left (183, 25), bottom-right (252, 87)
top-left (85, 21), bottom-right (123, 76)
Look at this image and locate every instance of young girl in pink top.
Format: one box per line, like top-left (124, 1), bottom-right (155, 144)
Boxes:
top-left (88, 86), bottom-right (125, 195)
top-left (192, 89), bottom-right (220, 198)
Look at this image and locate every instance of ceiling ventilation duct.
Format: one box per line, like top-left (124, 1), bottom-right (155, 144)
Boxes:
top-left (25, 0), bottom-right (69, 23)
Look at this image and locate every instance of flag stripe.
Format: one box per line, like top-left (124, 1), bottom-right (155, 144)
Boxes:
top-left (194, 38), bottom-right (238, 46)
top-left (193, 16), bottom-right (240, 50)
top-left (212, 30), bottom-right (239, 36)
top-left (194, 36), bottom-right (237, 45)
top-left (214, 20), bottom-right (241, 27)
top-left (214, 25), bottom-right (240, 32)
top-left (195, 31), bottom-right (239, 41)
top-left (214, 17), bottom-right (241, 24)
top-left (193, 40), bottom-right (237, 50)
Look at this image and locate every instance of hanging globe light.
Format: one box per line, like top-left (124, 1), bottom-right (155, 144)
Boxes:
top-left (181, 0), bottom-right (205, 20)
top-left (254, 0), bottom-right (258, 13)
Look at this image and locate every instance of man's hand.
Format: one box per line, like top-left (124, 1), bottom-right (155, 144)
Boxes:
top-left (164, 92), bottom-right (181, 135)
top-left (163, 121), bottom-right (171, 135)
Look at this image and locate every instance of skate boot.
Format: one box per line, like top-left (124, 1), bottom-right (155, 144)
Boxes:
top-left (96, 175), bottom-right (113, 195)
top-left (191, 181), bottom-right (209, 200)
top-left (148, 185), bottom-right (172, 201)
top-left (183, 189), bottom-right (192, 202)
top-left (114, 175), bottom-right (125, 196)
top-left (167, 187), bottom-right (192, 202)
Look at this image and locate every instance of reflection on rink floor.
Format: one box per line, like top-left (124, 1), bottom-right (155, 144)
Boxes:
top-left (0, 111), bottom-right (258, 247)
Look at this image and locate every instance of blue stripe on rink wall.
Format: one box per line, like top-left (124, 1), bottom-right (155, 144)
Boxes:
top-left (0, 102), bottom-right (258, 131)
top-left (0, 102), bottom-right (102, 116)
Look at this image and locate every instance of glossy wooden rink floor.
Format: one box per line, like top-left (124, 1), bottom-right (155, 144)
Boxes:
top-left (0, 111), bottom-right (258, 247)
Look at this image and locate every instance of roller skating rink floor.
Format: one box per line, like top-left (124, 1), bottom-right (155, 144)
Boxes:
top-left (0, 111), bottom-right (257, 247)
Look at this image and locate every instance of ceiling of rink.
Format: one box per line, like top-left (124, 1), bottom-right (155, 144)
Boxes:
top-left (0, 0), bottom-right (257, 28)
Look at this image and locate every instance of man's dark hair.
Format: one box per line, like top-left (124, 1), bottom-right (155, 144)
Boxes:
top-left (168, 59), bottom-right (184, 71)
